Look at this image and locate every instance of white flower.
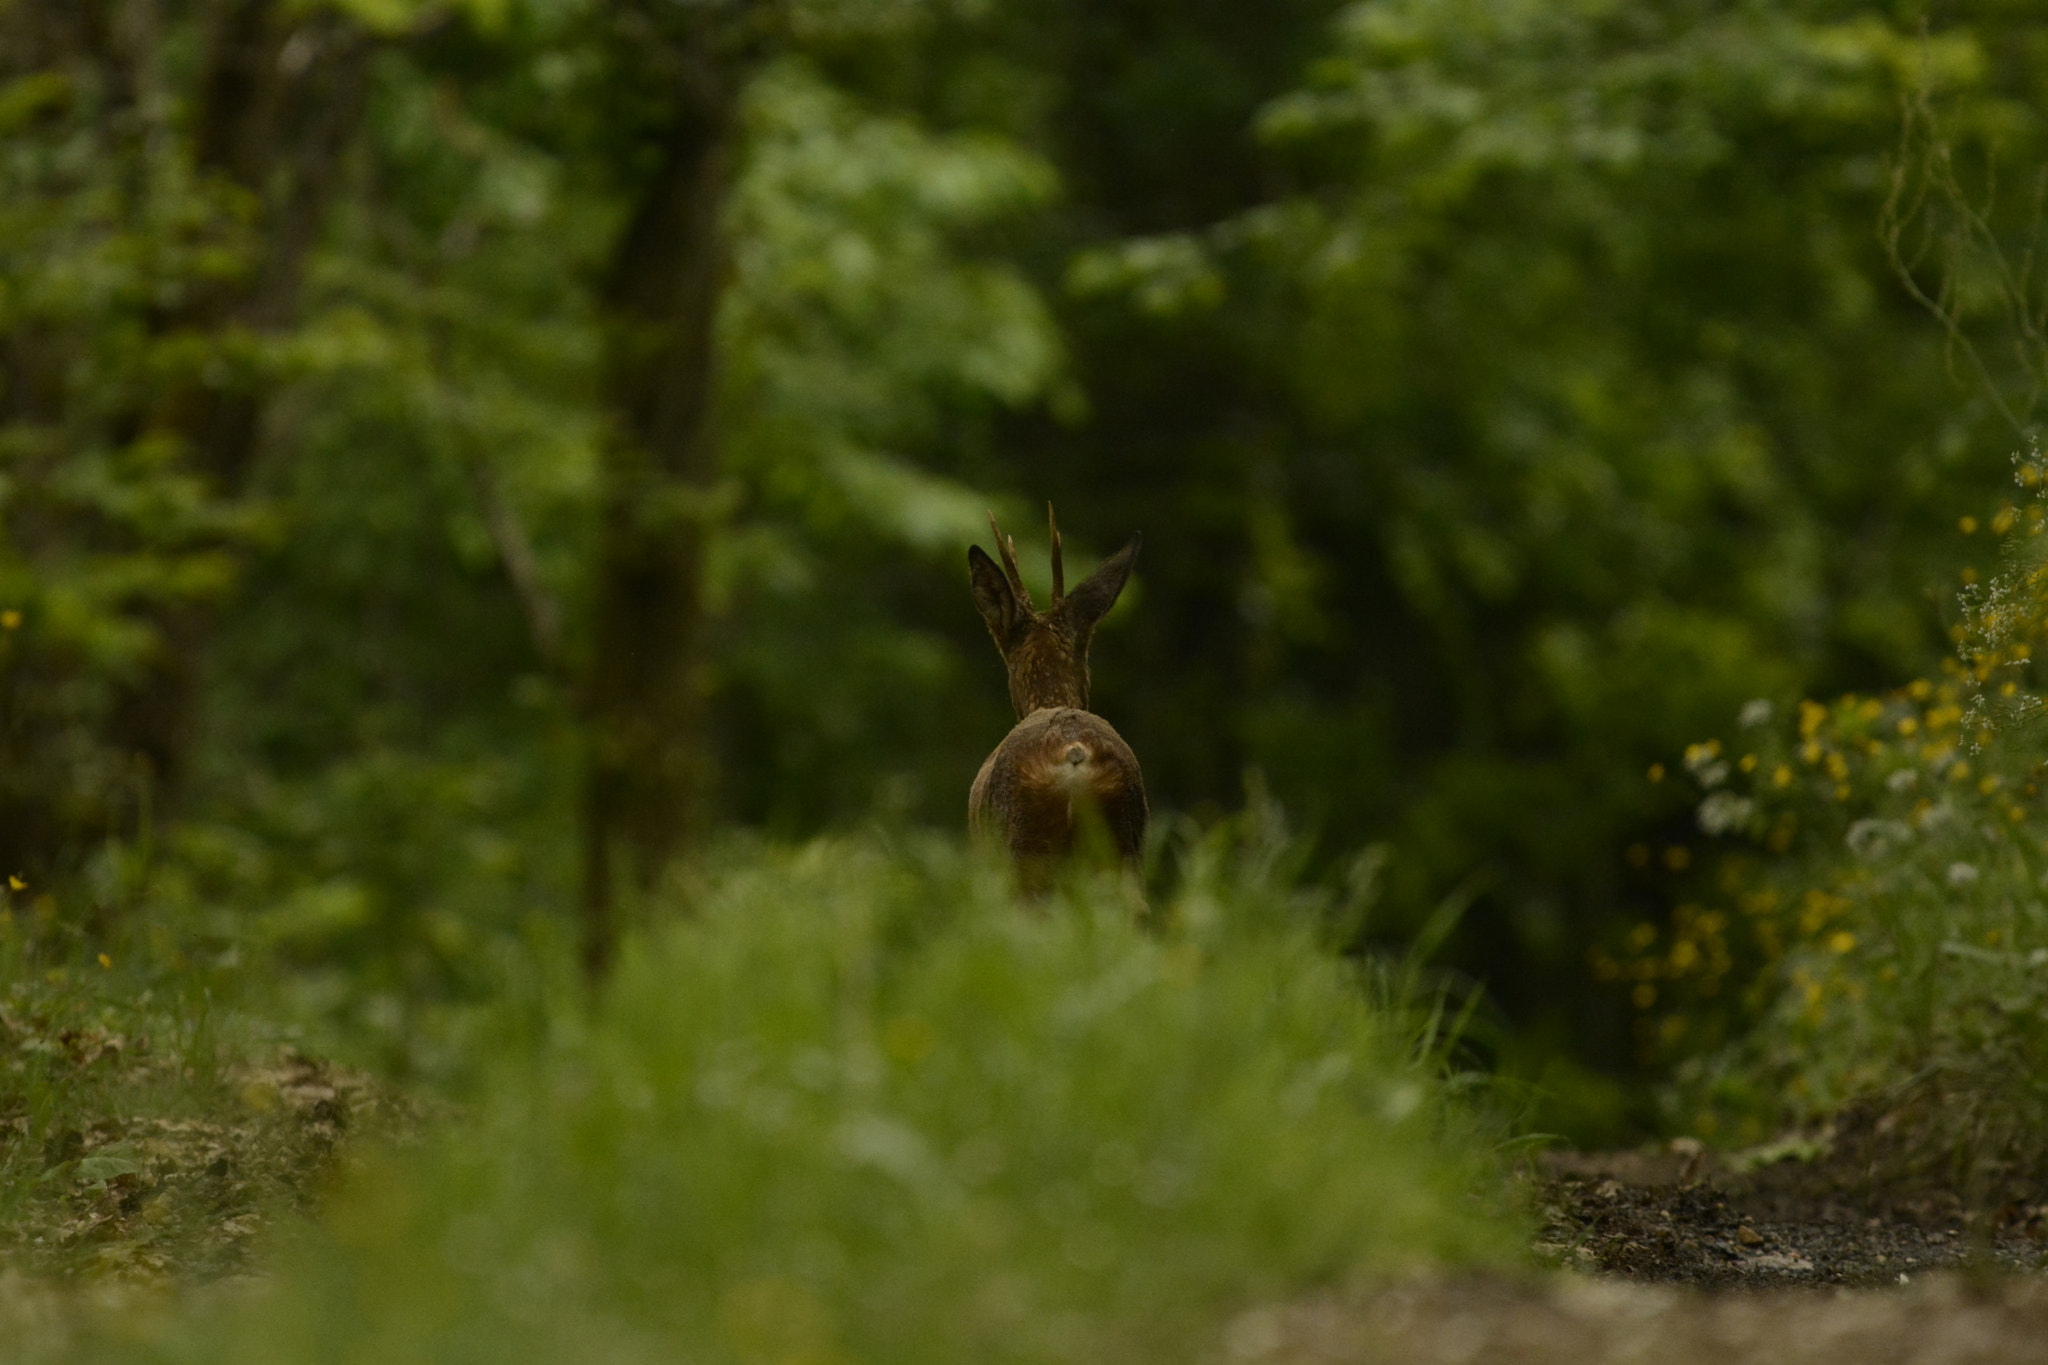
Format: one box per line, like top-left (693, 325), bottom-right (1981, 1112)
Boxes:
top-left (1698, 791), bottom-right (1755, 836)
top-left (1886, 769), bottom-right (1918, 793)
top-left (1739, 699), bottom-right (1775, 729)
top-left (1947, 862), bottom-right (1981, 887)
top-left (1845, 819), bottom-right (1911, 859)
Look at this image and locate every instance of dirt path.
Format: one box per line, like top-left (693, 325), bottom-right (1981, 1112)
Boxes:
top-left (1236, 1147), bottom-right (2048, 1364)
top-left (1243, 1274), bottom-right (2048, 1364)
top-left (1535, 1148), bottom-right (2048, 1287)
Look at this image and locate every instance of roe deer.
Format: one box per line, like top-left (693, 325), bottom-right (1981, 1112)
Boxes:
top-left (968, 505), bottom-right (1146, 893)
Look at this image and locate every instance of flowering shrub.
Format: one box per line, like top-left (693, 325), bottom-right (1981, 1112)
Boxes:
top-left (1608, 450), bottom-right (2048, 1180)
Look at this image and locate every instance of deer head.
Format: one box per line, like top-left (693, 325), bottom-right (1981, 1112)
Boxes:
top-left (969, 505), bottom-right (1140, 719)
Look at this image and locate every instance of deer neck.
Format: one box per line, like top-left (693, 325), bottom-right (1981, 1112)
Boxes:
top-left (1007, 633), bottom-right (1090, 717)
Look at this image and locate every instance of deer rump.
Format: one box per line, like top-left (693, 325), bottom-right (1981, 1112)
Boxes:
top-left (970, 706), bottom-right (1147, 890)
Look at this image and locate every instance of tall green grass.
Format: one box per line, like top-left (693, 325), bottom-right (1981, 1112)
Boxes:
top-left (97, 833), bottom-right (1521, 1364)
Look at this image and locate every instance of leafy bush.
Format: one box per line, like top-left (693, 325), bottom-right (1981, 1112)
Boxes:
top-left (117, 835), bottom-right (1522, 1364)
top-left (1628, 450), bottom-right (2048, 1188)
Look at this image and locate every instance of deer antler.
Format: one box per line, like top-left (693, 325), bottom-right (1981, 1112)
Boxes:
top-left (1047, 502), bottom-right (1064, 603)
top-left (987, 510), bottom-right (1033, 610)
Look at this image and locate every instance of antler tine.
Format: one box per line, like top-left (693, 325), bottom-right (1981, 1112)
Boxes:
top-left (1047, 502), bottom-right (1064, 603)
top-left (987, 509), bottom-right (1033, 608)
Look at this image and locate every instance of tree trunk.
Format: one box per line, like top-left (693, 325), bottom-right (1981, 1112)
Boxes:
top-left (107, 1), bottom-right (372, 805)
top-left (180, 0), bottom-right (372, 491)
top-left (580, 64), bottom-right (744, 976)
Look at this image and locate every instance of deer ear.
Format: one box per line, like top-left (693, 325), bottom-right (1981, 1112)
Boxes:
top-left (1066, 533), bottom-right (1140, 629)
top-left (969, 545), bottom-right (1022, 644)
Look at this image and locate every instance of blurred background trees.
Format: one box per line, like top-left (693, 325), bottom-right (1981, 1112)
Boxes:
top-left (5, 0), bottom-right (2046, 1105)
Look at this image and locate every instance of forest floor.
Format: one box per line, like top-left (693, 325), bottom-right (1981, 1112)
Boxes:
top-left (1534, 1140), bottom-right (2048, 1287)
top-left (10, 1026), bottom-right (2048, 1361)
top-left (1236, 1139), bottom-right (2048, 1364)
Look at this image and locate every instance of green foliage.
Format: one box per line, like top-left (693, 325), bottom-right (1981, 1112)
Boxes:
top-left (0, 38), bottom-right (269, 876)
top-left (1257, 0), bottom-right (2003, 848)
top-left (159, 34), bottom-right (1070, 1008)
top-left (132, 749), bottom-right (577, 1079)
top-left (1042, 0), bottom-right (2048, 1056)
top-left (16, 0), bottom-right (2048, 1164)
top-left (106, 837), bottom-right (1519, 1363)
top-left (713, 55), bottom-right (1070, 829)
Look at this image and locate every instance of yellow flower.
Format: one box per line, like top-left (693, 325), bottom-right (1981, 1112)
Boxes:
top-left (1826, 931), bottom-right (1856, 954)
top-left (0, 610), bottom-right (17, 630)
top-left (1960, 516), bottom-right (1979, 534)
top-left (6, 875), bottom-right (22, 892)
top-left (1739, 753), bottom-right (1758, 773)
top-left (1772, 764), bottom-right (1793, 788)
top-left (97, 953), bottom-right (111, 970)
top-left (1647, 763), bottom-right (1665, 783)
top-left (1897, 717), bottom-right (1919, 736)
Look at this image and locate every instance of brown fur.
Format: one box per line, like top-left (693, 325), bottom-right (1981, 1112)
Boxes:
top-left (967, 508), bottom-right (1146, 889)
top-left (969, 707), bottom-right (1148, 893)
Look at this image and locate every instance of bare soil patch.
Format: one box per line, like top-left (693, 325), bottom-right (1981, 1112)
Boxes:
top-left (1534, 1144), bottom-right (2048, 1287)
top-left (1242, 1273), bottom-right (2048, 1365)
top-left (1240, 1140), bottom-right (2048, 1365)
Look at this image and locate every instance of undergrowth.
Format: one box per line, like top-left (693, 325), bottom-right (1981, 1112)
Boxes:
top-left (0, 812), bottom-right (1529, 1362)
top-left (1624, 448), bottom-right (2048, 1194)
top-left (0, 826), bottom-right (1525, 1363)
top-left (0, 902), bottom-right (406, 1287)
